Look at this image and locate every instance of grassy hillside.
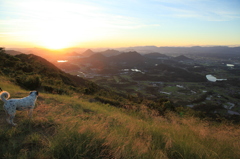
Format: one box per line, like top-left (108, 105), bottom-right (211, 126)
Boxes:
top-left (0, 47), bottom-right (100, 95)
top-left (0, 76), bottom-right (239, 159)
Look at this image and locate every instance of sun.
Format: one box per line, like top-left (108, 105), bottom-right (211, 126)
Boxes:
top-left (35, 22), bottom-right (79, 50)
top-left (34, 18), bottom-right (98, 50)
top-left (38, 34), bottom-right (74, 50)
top-left (20, 1), bottom-right (109, 50)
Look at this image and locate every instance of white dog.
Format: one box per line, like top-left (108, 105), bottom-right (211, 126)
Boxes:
top-left (0, 89), bottom-right (38, 126)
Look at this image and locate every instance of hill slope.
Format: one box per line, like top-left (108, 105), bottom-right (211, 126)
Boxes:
top-left (0, 76), bottom-right (240, 159)
top-left (0, 48), bottom-right (100, 94)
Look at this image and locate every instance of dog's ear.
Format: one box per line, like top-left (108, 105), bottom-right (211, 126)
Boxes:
top-left (29, 91), bottom-right (38, 96)
top-left (0, 88), bottom-right (2, 92)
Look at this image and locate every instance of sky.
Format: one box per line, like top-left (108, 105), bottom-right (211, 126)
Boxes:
top-left (1, 0), bottom-right (240, 49)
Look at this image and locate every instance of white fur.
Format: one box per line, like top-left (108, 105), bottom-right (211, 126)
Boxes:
top-left (0, 90), bottom-right (38, 126)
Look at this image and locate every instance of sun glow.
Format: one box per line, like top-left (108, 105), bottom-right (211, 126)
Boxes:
top-left (17, 1), bottom-right (107, 49)
top-left (36, 25), bottom-right (79, 50)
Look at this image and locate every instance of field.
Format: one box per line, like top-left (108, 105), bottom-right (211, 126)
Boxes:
top-left (0, 76), bottom-right (240, 159)
top-left (91, 74), bottom-right (240, 110)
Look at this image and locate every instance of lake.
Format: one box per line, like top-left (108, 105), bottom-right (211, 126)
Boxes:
top-left (226, 64), bottom-right (234, 67)
top-left (57, 60), bottom-right (68, 63)
top-left (122, 69), bottom-right (142, 72)
top-left (206, 75), bottom-right (227, 82)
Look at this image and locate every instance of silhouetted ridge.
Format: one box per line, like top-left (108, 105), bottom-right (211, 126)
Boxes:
top-left (89, 53), bottom-right (106, 59)
top-left (174, 55), bottom-right (193, 61)
top-left (99, 49), bottom-right (121, 57)
top-left (16, 54), bottom-right (60, 72)
top-left (110, 51), bottom-right (145, 63)
top-left (6, 50), bottom-right (24, 55)
top-left (81, 49), bottom-right (95, 57)
top-left (144, 52), bottom-right (169, 59)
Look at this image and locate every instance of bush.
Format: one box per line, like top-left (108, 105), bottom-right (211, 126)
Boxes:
top-left (15, 74), bottom-right (41, 90)
top-left (147, 98), bottom-right (175, 115)
top-left (42, 85), bottom-right (71, 95)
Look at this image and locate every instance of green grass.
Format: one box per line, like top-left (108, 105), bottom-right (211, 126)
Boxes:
top-left (120, 74), bottom-right (132, 80)
top-left (163, 86), bottom-right (179, 93)
top-left (113, 76), bottom-right (120, 83)
top-left (0, 76), bottom-right (240, 159)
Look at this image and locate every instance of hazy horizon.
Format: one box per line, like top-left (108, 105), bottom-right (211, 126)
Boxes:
top-left (4, 44), bottom-right (240, 50)
top-left (1, 0), bottom-right (240, 50)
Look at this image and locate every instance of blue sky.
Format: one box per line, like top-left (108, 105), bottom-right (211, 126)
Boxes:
top-left (1, 0), bottom-right (240, 49)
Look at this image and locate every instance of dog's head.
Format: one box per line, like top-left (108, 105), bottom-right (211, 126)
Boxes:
top-left (29, 91), bottom-right (38, 97)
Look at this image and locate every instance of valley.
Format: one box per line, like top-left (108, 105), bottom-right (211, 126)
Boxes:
top-left (53, 48), bottom-right (240, 117)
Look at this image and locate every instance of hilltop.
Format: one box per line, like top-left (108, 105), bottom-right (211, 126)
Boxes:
top-left (0, 75), bottom-right (240, 159)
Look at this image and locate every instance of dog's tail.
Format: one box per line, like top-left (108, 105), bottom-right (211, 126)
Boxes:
top-left (0, 91), bottom-right (10, 103)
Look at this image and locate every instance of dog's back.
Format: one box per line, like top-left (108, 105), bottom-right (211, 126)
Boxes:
top-left (1, 92), bottom-right (38, 109)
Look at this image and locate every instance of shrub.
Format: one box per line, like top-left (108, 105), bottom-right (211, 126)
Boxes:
top-left (147, 98), bottom-right (175, 115)
top-left (15, 74), bottom-right (41, 90)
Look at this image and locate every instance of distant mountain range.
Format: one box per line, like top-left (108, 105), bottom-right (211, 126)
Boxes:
top-left (71, 51), bottom-right (196, 70)
top-left (77, 46), bottom-right (240, 60)
top-left (80, 49), bottom-right (122, 57)
top-left (74, 51), bottom-right (147, 67)
top-left (116, 46), bottom-right (240, 54)
top-left (5, 46), bottom-right (240, 61)
top-left (143, 52), bottom-right (169, 59)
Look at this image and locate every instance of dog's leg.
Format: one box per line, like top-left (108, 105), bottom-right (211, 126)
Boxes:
top-left (28, 109), bottom-right (33, 118)
top-left (7, 109), bottom-right (17, 126)
top-left (5, 113), bottom-right (11, 125)
top-left (9, 114), bottom-right (17, 126)
top-left (4, 105), bottom-right (11, 124)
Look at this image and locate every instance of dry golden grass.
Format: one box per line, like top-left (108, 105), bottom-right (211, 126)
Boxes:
top-left (1, 76), bottom-right (240, 159)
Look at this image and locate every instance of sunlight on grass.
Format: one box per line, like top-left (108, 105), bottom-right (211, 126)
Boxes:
top-left (0, 76), bottom-right (240, 159)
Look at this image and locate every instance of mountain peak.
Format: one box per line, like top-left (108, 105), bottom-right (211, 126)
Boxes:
top-left (109, 51), bottom-right (145, 64)
top-left (99, 49), bottom-right (121, 57)
top-left (89, 53), bottom-right (106, 59)
top-left (174, 55), bottom-right (193, 61)
top-left (81, 49), bottom-right (95, 57)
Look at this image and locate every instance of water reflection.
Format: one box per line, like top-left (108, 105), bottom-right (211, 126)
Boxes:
top-left (57, 60), bottom-right (68, 63)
